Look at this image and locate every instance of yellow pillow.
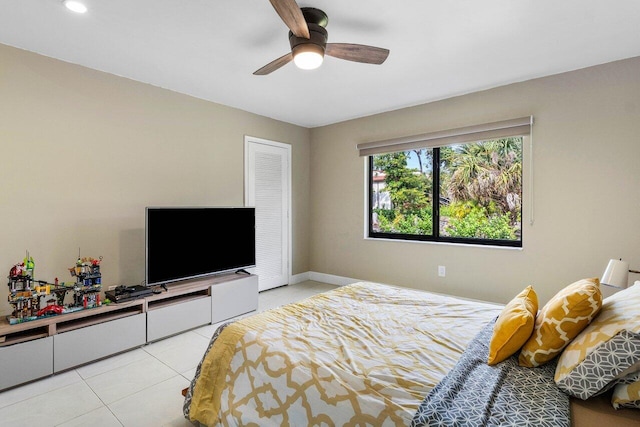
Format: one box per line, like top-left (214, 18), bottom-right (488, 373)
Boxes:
top-left (518, 278), bottom-right (602, 368)
top-left (487, 285), bottom-right (538, 365)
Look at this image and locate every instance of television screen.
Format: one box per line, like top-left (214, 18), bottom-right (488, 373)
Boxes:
top-left (145, 207), bottom-right (255, 286)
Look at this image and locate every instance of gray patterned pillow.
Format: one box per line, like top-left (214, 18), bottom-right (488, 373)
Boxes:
top-left (555, 283), bottom-right (640, 400)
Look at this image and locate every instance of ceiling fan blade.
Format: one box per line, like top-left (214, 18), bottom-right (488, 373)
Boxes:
top-left (268, 0), bottom-right (310, 39)
top-left (253, 52), bottom-right (294, 75)
top-left (325, 43), bottom-right (389, 65)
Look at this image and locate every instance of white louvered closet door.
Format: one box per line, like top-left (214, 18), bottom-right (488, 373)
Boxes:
top-left (244, 136), bottom-right (290, 291)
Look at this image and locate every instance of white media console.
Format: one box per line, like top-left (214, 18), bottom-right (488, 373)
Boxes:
top-left (0, 273), bottom-right (258, 391)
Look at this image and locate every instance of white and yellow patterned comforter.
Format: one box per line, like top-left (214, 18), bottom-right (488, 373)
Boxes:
top-left (184, 281), bottom-right (502, 426)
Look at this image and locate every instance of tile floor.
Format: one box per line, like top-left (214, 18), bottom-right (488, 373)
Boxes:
top-left (0, 280), bottom-right (338, 427)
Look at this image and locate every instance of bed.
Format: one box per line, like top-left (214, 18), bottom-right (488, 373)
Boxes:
top-left (183, 281), bottom-right (640, 426)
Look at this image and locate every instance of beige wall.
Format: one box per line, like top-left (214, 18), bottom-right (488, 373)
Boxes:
top-left (3, 41), bottom-right (639, 316)
top-left (0, 44), bottom-right (311, 316)
top-left (309, 57), bottom-right (640, 305)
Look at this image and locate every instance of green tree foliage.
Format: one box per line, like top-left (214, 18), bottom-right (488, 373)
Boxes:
top-left (444, 202), bottom-right (516, 240)
top-left (444, 138), bottom-right (522, 222)
top-left (442, 138), bottom-right (522, 239)
top-left (375, 208), bottom-right (433, 235)
top-left (372, 138), bottom-right (521, 240)
top-left (373, 152), bottom-right (430, 212)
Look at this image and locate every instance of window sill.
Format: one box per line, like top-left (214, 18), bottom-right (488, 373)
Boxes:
top-left (363, 236), bottom-right (524, 251)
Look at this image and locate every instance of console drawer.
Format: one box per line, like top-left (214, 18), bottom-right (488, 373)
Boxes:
top-left (146, 295), bottom-right (212, 342)
top-left (53, 313), bottom-right (146, 372)
top-left (0, 337), bottom-right (53, 390)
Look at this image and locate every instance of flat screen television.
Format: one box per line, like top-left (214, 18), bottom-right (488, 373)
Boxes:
top-left (145, 206), bottom-right (256, 287)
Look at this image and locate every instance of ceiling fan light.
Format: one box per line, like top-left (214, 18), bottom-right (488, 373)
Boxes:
top-left (293, 44), bottom-right (324, 70)
top-left (63, 0), bottom-right (88, 14)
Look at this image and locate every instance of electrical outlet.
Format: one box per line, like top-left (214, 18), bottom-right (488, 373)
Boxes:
top-left (438, 265), bottom-right (446, 277)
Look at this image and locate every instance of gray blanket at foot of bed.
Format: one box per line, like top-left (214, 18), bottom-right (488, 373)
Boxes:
top-left (411, 319), bottom-right (570, 427)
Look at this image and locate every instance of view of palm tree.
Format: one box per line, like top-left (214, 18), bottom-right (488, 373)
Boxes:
top-left (372, 137), bottom-right (523, 242)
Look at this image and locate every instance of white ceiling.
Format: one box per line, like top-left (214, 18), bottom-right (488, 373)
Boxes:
top-left (1, 0), bottom-right (639, 128)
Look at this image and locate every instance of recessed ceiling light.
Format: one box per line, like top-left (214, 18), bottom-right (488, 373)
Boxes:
top-left (63, 0), bottom-right (88, 14)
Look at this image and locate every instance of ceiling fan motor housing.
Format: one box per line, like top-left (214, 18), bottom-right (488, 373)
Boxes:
top-left (289, 23), bottom-right (328, 57)
top-left (301, 7), bottom-right (329, 27)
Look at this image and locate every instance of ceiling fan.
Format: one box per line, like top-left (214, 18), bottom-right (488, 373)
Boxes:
top-left (254, 0), bottom-right (390, 75)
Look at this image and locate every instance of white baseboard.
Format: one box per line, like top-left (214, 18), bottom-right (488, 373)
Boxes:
top-left (290, 271), bottom-right (361, 287)
top-left (289, 271), bottom-right (310, 284)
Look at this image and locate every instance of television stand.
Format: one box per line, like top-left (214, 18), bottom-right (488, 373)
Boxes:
top-left (145, 273), bottom-right (258, 340)
top-left (0, 272), bottom-right (258, 391)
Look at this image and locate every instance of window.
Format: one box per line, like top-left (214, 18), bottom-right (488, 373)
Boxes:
top-left (360, 117), bottom-right (531, 248)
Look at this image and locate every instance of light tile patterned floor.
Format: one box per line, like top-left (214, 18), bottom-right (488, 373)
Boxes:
top-left (0, 281), bottom-right (337, 427)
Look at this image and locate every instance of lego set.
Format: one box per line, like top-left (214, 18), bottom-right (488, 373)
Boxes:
top-left (6, 252), bottom-right (104, 324)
